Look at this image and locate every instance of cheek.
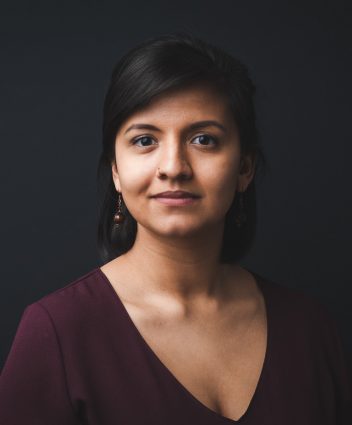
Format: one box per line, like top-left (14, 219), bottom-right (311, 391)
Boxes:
top-left (203, 159), bottom-right (240, 218)
top-left (205, 155), bottom-right (239, 192)
top-left (115, 160), bottom-right (156, 221)
top-left (116, 152), bottom-right (153, 194)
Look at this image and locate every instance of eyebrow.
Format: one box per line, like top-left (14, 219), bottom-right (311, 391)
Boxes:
top-left (124, 120), bottom-right (227, 135)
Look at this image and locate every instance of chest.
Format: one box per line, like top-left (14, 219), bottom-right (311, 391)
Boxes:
top-left (123, 297), bottom-right (267, 422)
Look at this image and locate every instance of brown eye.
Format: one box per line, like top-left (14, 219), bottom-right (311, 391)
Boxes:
top-left (132, 136), bottom-right (156, 147)
top-left (191, 134), bottom-right (218, 146)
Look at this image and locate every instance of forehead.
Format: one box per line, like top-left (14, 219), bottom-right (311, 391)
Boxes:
top-left (119, 83), bottom-right (234, 131)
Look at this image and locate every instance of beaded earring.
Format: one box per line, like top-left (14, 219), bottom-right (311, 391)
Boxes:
top-left (234, 191), bottom-right (247, 228)
top-left (113, 191), bottom-right (125, 227)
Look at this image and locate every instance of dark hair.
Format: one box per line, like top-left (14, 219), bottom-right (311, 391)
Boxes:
top-left (96, 32), bottom-right (267, 264)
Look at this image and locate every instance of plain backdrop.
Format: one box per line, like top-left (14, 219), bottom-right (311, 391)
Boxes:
top-left (1, 0), bottom-right (351, 369)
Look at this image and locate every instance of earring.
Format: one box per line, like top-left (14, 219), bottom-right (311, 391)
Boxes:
top-left (113, 191), bottom-right (125, 227)
top-left (235, 191), bottom-right (247, 228)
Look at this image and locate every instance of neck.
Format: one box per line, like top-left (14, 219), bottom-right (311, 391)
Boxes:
top-left (122, 221), bottom-right (232, 306)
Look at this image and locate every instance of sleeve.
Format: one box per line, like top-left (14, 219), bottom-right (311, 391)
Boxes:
top-left (0, 302), bottom-right (82, 425)
top-left (319, 303), bottom-right (352, 425)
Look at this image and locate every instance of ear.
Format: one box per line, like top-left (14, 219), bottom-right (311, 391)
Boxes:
top-left (111, 160), bottom-right (121, 192)
top-left (238, 152), bottom-right (256, 192)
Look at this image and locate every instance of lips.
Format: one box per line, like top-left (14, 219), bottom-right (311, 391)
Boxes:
top-left (153, 190), bottom-right (199, 198)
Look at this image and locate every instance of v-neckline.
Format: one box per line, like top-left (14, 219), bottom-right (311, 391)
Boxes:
top-left (96, 266), bottom-right (272, 424)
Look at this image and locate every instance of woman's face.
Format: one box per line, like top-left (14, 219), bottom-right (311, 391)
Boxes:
top-left (112, 82), bottom-right (255, 238)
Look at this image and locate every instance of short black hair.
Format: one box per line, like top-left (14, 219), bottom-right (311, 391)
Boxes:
top-left (96, 32), bottom-right (267, 264)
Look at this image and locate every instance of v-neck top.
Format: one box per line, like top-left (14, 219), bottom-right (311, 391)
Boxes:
top-left (0, 267), bottom-right (351, 425)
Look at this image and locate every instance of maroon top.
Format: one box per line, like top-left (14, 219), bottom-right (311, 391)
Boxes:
top-left (0, 267), bottom-right (351, 424)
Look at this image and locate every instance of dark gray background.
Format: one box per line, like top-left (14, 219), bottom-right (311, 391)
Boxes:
top-left (1, 0), bottom-right (351, 369)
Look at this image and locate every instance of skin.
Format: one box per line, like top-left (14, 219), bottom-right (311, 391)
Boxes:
top-left (101, 82), bottom-right (266, 420)
top-left (107, 81), bottom-right (256, 316)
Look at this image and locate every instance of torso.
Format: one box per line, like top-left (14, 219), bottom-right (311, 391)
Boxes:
top-left (100, 260), bottom-right (267, 422)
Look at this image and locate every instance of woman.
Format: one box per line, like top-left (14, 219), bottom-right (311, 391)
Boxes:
top-left (0, 32), bottom-right (351, 425)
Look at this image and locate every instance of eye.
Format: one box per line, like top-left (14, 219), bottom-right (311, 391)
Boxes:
top-left (131, 136), bottom-right (156, 147)
top-left (191, 134), bottom-right (218, 146)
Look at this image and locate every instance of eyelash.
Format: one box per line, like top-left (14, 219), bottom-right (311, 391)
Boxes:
top-left (131, 134), bottom-right (218, 148)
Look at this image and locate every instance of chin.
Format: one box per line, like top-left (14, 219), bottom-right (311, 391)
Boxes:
top-left (161, 225), bottom-right (201, 236)
top-left (144, 220), bottom-right (207, 238)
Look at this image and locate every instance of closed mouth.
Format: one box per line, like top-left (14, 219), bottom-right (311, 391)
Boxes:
top-left (152, 191), bottom-right (199, 198)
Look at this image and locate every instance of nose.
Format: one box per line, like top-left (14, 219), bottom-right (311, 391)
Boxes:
top-left (156, 138), bottom-right (193, 180)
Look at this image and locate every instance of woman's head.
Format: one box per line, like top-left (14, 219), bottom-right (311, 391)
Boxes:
top-left (97, 32), bottom-right (266, 264)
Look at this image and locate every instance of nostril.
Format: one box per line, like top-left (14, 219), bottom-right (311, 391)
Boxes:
top-left (157, 167), bottom-right (192, 180)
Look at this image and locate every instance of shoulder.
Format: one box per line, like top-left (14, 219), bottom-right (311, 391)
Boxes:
top-left (23, 268), bottom-right (108, 336)
top-left (256, 271), bottom-right (351, 369)
top-left (36, 267), bottom-right (102, 305)
top-left (250, 270), bottom-right (343, 344)
top-left (252, 270), bottom-right (328, 315)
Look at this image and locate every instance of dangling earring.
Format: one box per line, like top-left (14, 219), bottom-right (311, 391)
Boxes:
top-left (113, 191), bottom-right (125, 227)
top-left (235, 191), bottom-right (247, 228)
